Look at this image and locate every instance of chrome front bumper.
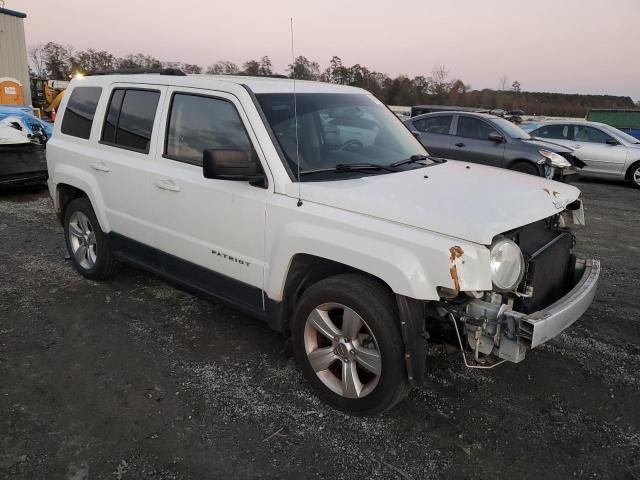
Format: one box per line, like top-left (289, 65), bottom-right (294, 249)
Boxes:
top-left (508, 258), bottom-right (600, 349)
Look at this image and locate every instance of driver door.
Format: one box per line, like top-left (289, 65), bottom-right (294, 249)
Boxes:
top-left (570, 125), bottom-right (627, 175)
top-left (449, 115), bottom-right (506, 167)
top-left (146, 87), bottom-right (272, 311)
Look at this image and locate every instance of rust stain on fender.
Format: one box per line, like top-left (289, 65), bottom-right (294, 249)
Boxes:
top-left (449, 246), bottom-right (464, 291)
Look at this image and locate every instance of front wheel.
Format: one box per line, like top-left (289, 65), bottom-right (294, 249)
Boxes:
top-left (627, 161), bottom-right (640, 189)
top-left (291, 274), bottom-right (408, 415)
top-left (510, 160), bottom-right (540, 176)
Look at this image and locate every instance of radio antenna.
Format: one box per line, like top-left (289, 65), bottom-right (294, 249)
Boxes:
top-left (290, 17), bottom-right (302, 207)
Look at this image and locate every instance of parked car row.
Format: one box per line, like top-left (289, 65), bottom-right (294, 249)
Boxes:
top-left (403, 111), bottom-right (584, 180)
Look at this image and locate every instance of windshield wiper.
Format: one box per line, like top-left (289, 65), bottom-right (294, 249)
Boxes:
top-left (390, 154), bottom-right (433, 167)
top-left (300, 163), bottom-right (399, 175)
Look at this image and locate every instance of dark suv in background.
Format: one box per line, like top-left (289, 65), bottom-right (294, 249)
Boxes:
top-left (404, 112), bottom-right (584, 179)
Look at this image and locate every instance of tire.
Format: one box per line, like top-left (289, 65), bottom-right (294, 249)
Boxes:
top-left (510, 160), bottom-right (540, 176)
top-left (63, 197), bottom-right (115, 280)
top-left (291, 274), bottom-right (408, 415)
top-left (626, 161), bottom-right (640, 189)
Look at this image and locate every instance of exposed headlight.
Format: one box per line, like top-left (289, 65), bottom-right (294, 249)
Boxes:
top-left (538, 149), bottom-right (571, 168)
top-left (490, 238), bottom-right (525, 291)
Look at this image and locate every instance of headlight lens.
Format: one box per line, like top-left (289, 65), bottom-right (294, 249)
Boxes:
top-left (490, 238), bottom-right (525, 291)
top-left (539, 149), bottom-right (571, 168)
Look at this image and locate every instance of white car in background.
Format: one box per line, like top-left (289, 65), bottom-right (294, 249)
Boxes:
top-left (522, 120), bottom-right (640, 188)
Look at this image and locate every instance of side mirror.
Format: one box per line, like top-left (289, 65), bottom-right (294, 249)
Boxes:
top-left (488, 132), bottom-right (504, 142)
top-left (203, 149), bottom-right (265, 185)
top-left (606, 138), bottom-right (620, 146)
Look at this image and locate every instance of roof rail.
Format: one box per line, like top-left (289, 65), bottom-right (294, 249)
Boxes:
top-left (86, 68), bottom-right (186, 76)
top-left (232, 73), bottom-right (289, 79)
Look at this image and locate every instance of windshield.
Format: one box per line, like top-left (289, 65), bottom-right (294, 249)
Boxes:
top-left (520, 122), bottom-right (539, 133)
top-left (600, 124), bottom-right (640, 144)
top-left (492, 117), bottom-right (531, 139)
top-left (256, 93), bottom-right (428, 179)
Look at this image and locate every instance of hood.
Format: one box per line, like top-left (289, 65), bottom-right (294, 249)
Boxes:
top-left (287, 161), bottom-right (581, 245)
top-left (522, 138), bottom-right (573, 153)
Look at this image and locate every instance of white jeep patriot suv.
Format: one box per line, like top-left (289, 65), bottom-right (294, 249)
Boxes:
top-left (47, 71), bottom-right (600, 415)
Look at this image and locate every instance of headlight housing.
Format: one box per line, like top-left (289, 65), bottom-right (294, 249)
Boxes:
top-left (490, 238), bottom-right (525, 291)
top-left (538, 149), bottom-right (571, 168)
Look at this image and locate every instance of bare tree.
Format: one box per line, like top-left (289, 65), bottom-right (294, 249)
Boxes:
top-left (206, 61), bottom-right (239, 75)
top-left (512, 80), bottom-right (521, 93)
top-left (429, 65), bottom-right (453, 102)
top-left (499, 75), bottom-right (509, 91)
top-left (29, 44), bottom-right (48, 78)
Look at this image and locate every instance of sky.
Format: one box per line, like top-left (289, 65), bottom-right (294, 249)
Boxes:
top-left (7, 0), bottom-right (640, 101)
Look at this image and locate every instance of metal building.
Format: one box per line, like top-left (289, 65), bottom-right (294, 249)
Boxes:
top-left (0, 7), bottom-right (32, 106)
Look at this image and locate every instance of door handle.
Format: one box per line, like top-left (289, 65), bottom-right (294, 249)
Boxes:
top-left (90, 161), bottom-right (110, 172)
top-left (454, 142), bottom-right (466, 148)
top-left (571, 145), bottom-right (582, 149)
top-left (154, 178), bottom-right (181, 192)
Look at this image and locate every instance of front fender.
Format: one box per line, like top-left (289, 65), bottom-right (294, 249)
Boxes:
top-left (265, 196), bottom-right (492, 301)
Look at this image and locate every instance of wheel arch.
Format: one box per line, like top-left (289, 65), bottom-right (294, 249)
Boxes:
top-left (51, 164), bottom-right (110, 231)
top-left (625, 159), bottom-right (640, 183)
top-left (509, 157), bottom-right (539, 169)
top-left (266, 253), bottom-right (397, 333)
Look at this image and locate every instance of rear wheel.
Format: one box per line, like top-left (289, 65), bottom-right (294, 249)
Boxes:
top-left (63, 197), bottom-right (115, 280)
top-left (291, 274), bottom-right (408, 415)
top-left (510, 160), bottom-right (540, 176)
top-left (627, 161), bottom-right (640, 189)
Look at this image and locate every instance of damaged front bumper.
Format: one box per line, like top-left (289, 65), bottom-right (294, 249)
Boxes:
top-left (453, 257), bottom-right (600, 364)
top-left (500, 258), bottom-right (600, 361)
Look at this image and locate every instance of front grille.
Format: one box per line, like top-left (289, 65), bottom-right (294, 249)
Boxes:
top-left (517, 232), bottom-right (574, 313)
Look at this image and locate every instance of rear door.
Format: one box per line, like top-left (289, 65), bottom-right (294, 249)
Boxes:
top-left (90, 84), bottom-right (167, 246)
top-left (449, 115), bottom-right (506, 167)
top-left (410, 115), bottom-right (453, 158)
top-left (570, 124), bottom-right (627, 175)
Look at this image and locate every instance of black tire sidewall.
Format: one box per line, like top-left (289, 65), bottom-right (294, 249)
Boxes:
top-left (291, 274), bottom-right (407, 415)
top-left (628, 162), bottom-right (640, 189)
top-left (511, 161), bottom-right (540, 176)
top-left (63, 197), bottom-right (113, 280)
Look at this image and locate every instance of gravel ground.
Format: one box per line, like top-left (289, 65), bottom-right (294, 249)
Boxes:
top-left (0, 177), bottom-right (639, 480)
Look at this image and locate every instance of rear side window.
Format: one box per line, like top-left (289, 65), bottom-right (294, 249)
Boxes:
top-left (101, 89), bottom-right (160, 153)
top-left (61, 87), bottom-right (102, 139)
top-left (414, 116), bottom-right (452, 134)
top-left (532, 124), bottom-right (571, 140)
top-left (165, 93), bottom-right (253, 165)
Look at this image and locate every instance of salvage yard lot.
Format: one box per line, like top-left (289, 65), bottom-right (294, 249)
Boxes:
top-left (1, 176), bottom-right (639, 479)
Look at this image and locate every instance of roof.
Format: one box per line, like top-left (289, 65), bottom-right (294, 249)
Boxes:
top-left (411, 111), bottom-right (499, 121)
top-left (0, 7), bottom-right (27, 18)
top-left (74, 74), bottom-right (363, 95)
top-left (412, 104), bottom-right (483, 112)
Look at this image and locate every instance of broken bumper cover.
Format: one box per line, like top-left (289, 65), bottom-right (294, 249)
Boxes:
top-left (508, 258), bottom-right (600, 349)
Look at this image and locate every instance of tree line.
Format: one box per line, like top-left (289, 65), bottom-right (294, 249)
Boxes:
top-left (29, 42), bottom-right (637, 117)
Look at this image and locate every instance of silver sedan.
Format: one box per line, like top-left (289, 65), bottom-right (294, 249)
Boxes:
top-left (522, 120), bottom-right (640, 188)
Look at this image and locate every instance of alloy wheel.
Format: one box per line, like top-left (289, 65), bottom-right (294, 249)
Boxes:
top-left (68, 211), bottom-right (97, 269)
top-left (303, 302), bottom-right (381, 399)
